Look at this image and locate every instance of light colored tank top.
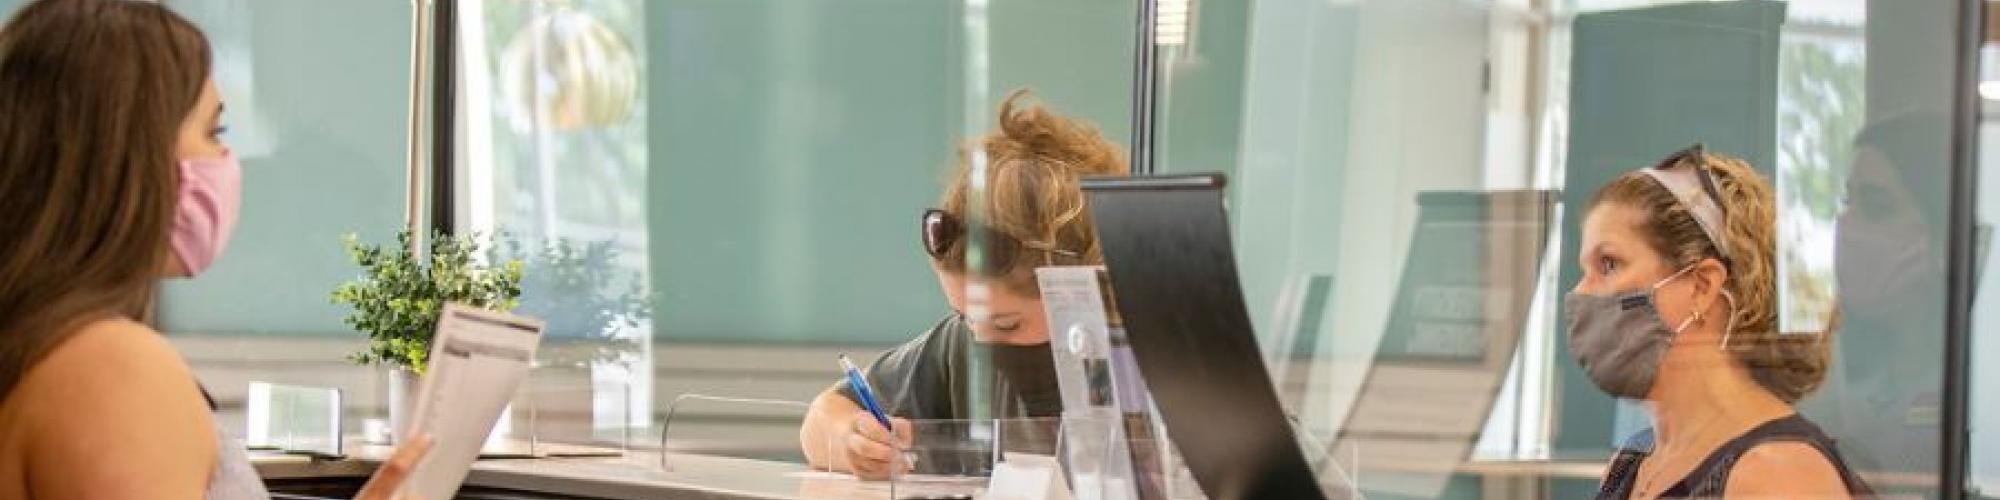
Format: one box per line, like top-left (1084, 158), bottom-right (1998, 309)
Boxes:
top-left (207, 419), bottom-right (271, 500)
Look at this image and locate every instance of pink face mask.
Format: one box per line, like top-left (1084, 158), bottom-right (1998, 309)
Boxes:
top-left (170, 153), bottom-right (242, 276)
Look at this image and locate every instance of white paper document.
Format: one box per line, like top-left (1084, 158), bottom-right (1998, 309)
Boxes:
top-left (398, 303), bottom-right (544, 500)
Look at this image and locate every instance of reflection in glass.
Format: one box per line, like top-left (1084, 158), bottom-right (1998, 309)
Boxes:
top-left (461, 0), bottom-right (654, 445)
top-left (1826, 112), bottom-right (1953, 481)
top-left (1972, 48), bottom-right (2000, 495)
top-left (1154, 0), bottom-right (1964, 498)
top-left (1329, 191), bottom-right (1553, 497)
top-left (493, 236), bottom-right (649, 369)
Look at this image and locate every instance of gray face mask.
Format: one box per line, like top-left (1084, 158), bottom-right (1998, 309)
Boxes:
top-left (1564, 266), bottom-right (1702, 400)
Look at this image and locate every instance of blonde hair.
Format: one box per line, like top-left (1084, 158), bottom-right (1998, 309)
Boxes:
top-left (1591, 151), bottom-right (1828, 402)
top-left (936, 89), bottom-right (1130, 293)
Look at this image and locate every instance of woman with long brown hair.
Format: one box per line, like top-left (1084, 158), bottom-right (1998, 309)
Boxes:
top-left (0, 1), bottom-right (424, 498)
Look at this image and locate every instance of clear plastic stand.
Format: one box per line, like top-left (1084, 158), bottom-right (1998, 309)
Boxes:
top-left (244, 381), bottom-right (343, 457)
top-left (656, 393), bottom-right (812, 471)
top-left (1039, 266), bottom-right (1140, 500)
top-left (505, 362), bottom-right (636, 458)
top-left (1037, 266), bottom-right (1210, 500)
top-left (883, 417), bottom-right (1067, 500)
top-left (1119, 407), bottom-right (1208, 500)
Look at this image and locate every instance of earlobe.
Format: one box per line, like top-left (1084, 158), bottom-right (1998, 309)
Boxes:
top-left (1694, 259), bottom-right (1730, 306)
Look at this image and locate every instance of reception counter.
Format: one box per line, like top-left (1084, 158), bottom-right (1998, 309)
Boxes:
top-left (253, 444), bottom-right (888, 500)
top-left (251, 442), bottom-right (1940, 500)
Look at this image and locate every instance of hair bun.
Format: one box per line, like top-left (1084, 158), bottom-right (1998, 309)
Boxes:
top-left (986, 89), bottom-right (1128, 177)
top-left (934, 88), bottom-right (1130, 293)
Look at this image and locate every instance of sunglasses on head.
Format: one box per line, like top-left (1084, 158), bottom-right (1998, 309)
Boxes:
top-left (1649, 144), bottom-right (1729, 217)
top-left (1643, 143), bottom-right (1736, 266)
top-left (921, 208), bottom-right (1079, 270)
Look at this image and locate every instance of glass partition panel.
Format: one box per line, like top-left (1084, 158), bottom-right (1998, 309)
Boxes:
top-left (455, 0), bottom-right (1136, 462)
top-left (1970, 24), bottom-right (2000, 500)
top-left (1158, 0), bottom-right (1967, 497)
top-left (125, 0), bottom-right (415, 440)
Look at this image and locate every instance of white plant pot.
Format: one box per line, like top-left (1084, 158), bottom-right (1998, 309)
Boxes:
top-left (388, 366), bottom-right (421, 444)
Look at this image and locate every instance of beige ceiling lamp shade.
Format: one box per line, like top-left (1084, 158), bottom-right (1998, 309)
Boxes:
top-left (501, 6), bottom-right (640, 133)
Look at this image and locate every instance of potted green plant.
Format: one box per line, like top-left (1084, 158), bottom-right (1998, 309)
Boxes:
top-left (332, 230), bottom-right (524, 442)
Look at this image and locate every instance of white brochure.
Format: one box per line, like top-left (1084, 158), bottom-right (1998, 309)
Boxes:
top-left (398, 303), bottom-right (544, 500)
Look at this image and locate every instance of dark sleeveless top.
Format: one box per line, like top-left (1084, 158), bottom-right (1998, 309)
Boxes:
top-left (1597, 414), bottom-right (1874, 499)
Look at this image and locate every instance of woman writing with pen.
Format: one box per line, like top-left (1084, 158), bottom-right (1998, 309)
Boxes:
top-left (797, 90), bottom-right (1129, 479)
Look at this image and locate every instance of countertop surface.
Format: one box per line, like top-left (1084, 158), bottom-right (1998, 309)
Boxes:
top-left (251, 441), bottom-right (892, 500)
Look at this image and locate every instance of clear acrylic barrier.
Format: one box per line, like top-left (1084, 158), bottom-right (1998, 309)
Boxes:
top-left (657, 393), bottom-right (812, 471)
top-left (888, 417), bottom-right (1065, 500)
top-left (244, 381), bottom-right (343, 457)
top-left (1114, 414), bottom-right (1207, 500)
top-left (501, 361), bottom-right (636, 457)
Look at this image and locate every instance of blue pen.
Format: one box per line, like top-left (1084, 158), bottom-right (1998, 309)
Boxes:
top-left (839, 354), bottom-right (894, 431)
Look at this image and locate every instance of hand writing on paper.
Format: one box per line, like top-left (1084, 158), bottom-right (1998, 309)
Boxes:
top-left (354, 434), bottom-right (435, 500)
top-left (844, 414), bottom-right (913, 480)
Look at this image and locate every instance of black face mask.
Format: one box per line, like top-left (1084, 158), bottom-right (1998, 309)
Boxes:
top-left (989, 343), bottom-right (1063, 417)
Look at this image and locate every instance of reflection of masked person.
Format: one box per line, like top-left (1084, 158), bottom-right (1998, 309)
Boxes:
top-left (1824, 114), bottom-right (1951, 474)
top-left (1836, 152), bottom-right (1945, 310)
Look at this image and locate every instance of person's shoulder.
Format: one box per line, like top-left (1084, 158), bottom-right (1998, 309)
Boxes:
top-left (15, 318), bottom-right (211, 429)
top-left (23, 318), bottom-right (200, 400)
top-left (10, 318), bottom-right (216, 497)
top-left (1726, 440), bottom-right (1850, 498)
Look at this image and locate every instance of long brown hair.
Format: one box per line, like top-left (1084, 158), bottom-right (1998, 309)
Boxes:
top-left (0, 0), bottom-right (212, 399)
top-left (936, 89), bottom-right (1130, 294)
top-left (1590, 151), bottom-right (1829, 403)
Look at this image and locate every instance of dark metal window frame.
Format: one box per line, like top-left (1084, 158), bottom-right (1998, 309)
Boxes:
top-left (1945, 0), bottom-right (1983, 498)
top-left (1130, 0), bottom-right (1160, 176)
top-left (429, 0), bottom-right (457, 237)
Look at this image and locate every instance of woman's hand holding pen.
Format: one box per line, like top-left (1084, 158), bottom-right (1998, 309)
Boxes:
top-left (843, 413), bottom-right (912, 480)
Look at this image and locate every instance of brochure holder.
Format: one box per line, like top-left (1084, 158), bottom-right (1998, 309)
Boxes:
top-left (1037, 266), bottom-right (1207, 500)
